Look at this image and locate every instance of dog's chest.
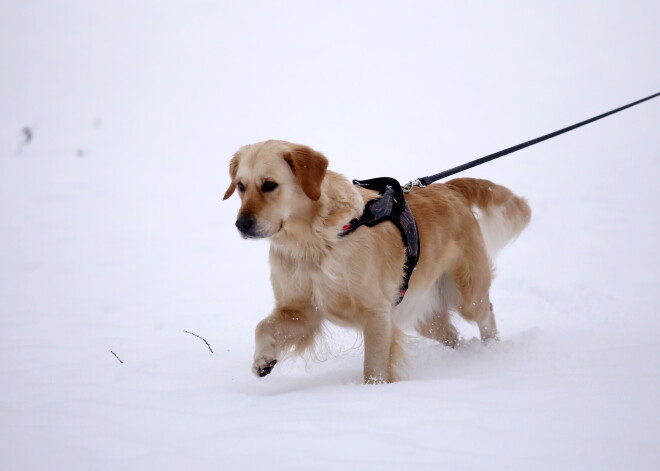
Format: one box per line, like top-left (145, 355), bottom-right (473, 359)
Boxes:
top-left (274, 249), bottom-right (359, 326)
top-left (307, 258), bottom-right (349, 304)
top-left (308, 264), bottom-right (358, 325)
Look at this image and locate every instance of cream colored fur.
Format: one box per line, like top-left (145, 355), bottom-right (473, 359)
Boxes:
top-left (223, 140), bottom-right (531, 383)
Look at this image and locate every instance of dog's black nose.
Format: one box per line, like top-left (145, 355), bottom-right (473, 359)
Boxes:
top-left (235, 215), bottom-right (255, 234)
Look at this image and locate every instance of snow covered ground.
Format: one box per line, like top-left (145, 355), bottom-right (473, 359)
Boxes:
top-left (2, 1), bottom-right (659, 469)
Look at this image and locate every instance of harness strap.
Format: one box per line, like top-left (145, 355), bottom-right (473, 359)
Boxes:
top-left (338, 177), bottom-right (420, 304)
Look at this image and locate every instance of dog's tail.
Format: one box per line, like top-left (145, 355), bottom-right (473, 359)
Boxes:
top-left (445, 178), bottom-right (531, 258)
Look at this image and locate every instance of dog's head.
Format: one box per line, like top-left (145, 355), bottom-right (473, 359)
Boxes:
top-left (223, 140), bottom-right (328, 239)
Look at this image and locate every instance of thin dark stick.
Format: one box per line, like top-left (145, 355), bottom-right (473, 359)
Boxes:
top-left (184, 330), bottom-right (214, 353)
top-left (111, 351), bottom-right (123, 363)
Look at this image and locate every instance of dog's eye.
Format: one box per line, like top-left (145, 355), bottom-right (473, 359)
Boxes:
top-left (262, 181), bottom-right (279, 193)
top-left (237, 182), bottom-right (246, 192)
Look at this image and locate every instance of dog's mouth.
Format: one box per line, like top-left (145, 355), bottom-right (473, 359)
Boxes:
top-left (240, 231), bottom-right (262, 240)
top-left (238, 221), bottom-right (284, 240)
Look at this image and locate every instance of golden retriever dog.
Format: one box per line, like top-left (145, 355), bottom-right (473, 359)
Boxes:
top-left (223, 140), bottom-right (531, 383)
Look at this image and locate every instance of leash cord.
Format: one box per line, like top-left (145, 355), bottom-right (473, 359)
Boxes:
top-left (404, 91), bottom-right (660, 191)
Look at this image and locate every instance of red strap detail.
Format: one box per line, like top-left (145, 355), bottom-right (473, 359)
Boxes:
top-left (342, 224), bottom-right (351, 231)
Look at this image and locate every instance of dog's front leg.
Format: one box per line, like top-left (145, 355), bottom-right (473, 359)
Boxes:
top-left (253, 306), bottom-right (321, 378)
top-left (362, 309), bottom-right (395, 384)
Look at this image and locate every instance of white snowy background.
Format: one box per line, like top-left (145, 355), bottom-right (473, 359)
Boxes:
top-left (1, 1), bottom-right (659, 469)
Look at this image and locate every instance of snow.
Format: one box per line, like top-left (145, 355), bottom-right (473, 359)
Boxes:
top-left (2, 1), bottom-right (660, 469)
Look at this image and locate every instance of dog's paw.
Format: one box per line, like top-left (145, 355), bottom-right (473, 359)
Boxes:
top-left (364, 374), bottom-right (391, 385)
top-left (253, 358), bottom-right (278, 378)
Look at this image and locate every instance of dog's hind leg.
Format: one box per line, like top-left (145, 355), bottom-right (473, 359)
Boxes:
top-left (253, 305), bottom-right (321, 378)
top-left (477, 303), bottom-right (498, 342)
top-left (415, 276), bottom-right (460, 348)
top-left (452, 257), bottom-right (499, 342)
top-left (417, 311), bottom-right (459, 348)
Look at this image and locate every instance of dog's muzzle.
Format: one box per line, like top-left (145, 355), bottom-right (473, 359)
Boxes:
top-left (236, 215), bottom-right (258, 237)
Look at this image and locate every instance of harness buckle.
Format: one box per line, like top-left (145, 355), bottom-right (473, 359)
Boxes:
top-left (402, 178), bottom-right (425, 193)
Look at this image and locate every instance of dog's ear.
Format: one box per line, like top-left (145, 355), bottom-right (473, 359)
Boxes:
top-left (222, 153), bottom-right (240, 200)
top-left (283, 145), bottom-right (328, 201)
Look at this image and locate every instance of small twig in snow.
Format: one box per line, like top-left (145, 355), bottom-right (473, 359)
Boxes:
top-left (111, 350), bottom-right (123, 363)
top-left (184, 330), bottom-right (213, 353)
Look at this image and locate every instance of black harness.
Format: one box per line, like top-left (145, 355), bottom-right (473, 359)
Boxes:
top-left (339, 177), bottom-right (420, 304)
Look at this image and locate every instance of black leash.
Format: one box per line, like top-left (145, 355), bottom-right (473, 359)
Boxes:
top-left (403, 91), bottom-right (660, 191)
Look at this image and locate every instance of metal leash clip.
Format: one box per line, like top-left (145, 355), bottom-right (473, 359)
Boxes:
top-left (402, 178), bottom-right (425, 193)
